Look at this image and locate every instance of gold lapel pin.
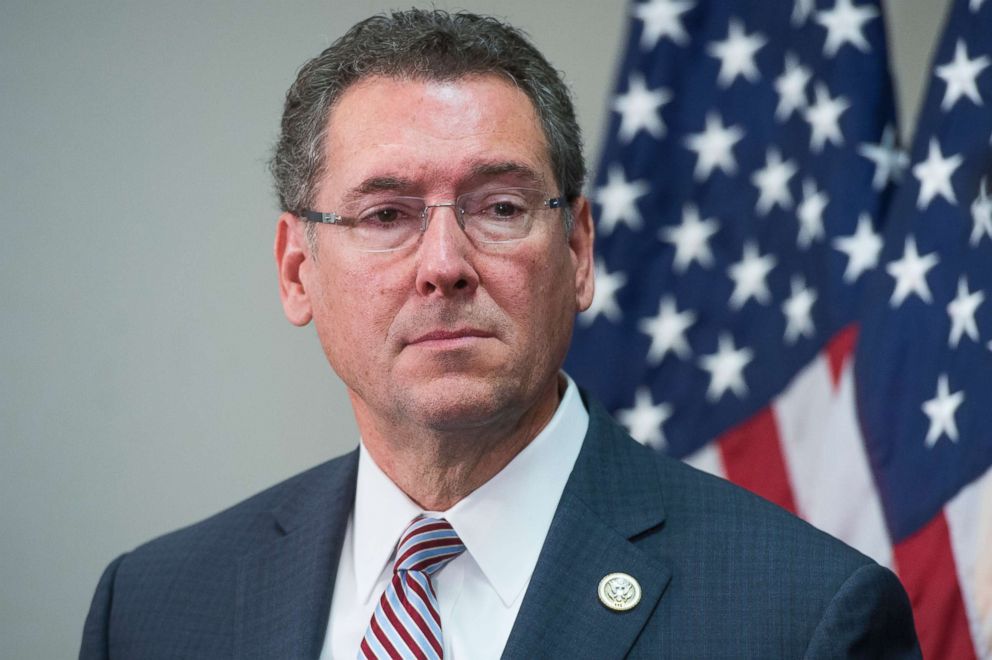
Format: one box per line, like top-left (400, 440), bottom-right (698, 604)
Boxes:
top-left (598, 572), bottom-right (642, 611)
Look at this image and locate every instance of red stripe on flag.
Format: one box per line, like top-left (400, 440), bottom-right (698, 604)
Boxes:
top-left (718, 406), bottom-right (798, 514)
top-left (825, 324), bottom-right (858, 390)
top-left (893, 512), bottom-right (977, 660)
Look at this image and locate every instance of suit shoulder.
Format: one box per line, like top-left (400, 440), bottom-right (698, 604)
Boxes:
top-left (581, 394), bottom-right (873, 571)
top-left (641, 453), bottom-right (918, 656)
top-left (120, 450), bottom-right (357, 568)
top-left (83, 452), bottom-right (357, 655)
top-left (653, 449), bottom-right (873, 571)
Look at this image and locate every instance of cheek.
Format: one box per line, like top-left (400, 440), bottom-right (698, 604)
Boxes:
top-left (310, 260), bottom-right (401, 356)
top-left (499, 246), bottom-right (575, 336)
top-left (344, 273), bottom-right (403, 341)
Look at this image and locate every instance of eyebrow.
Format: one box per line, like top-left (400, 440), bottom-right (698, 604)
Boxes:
top-left (466, 161), bottom-right (545, 186)
top-left (341, 176), bottom-right (414, 203)
top-left (340, 160), bottom-right (549, 203)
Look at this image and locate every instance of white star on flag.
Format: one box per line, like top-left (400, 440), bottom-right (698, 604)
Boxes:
top-left (804, 82), bottom-right (850, 152)
top-left (922, 374), bottom-right (965, 447)
top-left (752, 148), bottom-right (797, 215)
top-left (886, 235), bottom-right (940, 307)
top-left (774, 53), bottom-right (812, 121)
top-left (699, 333), bottom-right (754, 401)
top-left (659, 203), bottom-right (719, 272)
top-left (935, 39), bottom-right (990, 111)
top-left (792, 0), bottom-right (816, 26)
top-left (728, 241), bottom-right (777, 309)
top-left (912, 138), bottom-right (963, 209)
top-left (634, 0), bottom-right (695, 50)
top-left (595, 165), bottom-right (649, 235)
top-left (796, 178), bottom-right (828, 249)
top-left (815, 0), bottom-right (879, 57)
top-left (971, 177), bottom-right (992, 246)
top-left (684, 112), bottom-right (744, 180)
top-left (972, 0), bottom-right (987, 11)
top-left (858, 125), bottom-right (908, 190)
top-left (614, 74), bottom-right (672, 142)
top-left (707, 19), bottom-right (767, 88)
top-left (782, 276), bottom-right (818, 344)
top-left (947, 276), bottom-right (985, 347)
top-left (580, 259), bottom-right (627, 326)
top-left (616, 387), bottom-right (673, 449)
top-left (638, 296), bottom-right (696, 364)
top-left (833, 213), bottom-right (883, 283)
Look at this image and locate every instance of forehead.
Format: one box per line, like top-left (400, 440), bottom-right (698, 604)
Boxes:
top-left (319, 75), bottom-right (553, 197)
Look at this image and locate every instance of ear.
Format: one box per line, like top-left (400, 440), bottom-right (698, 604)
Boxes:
top-left (274, 212), bottom-right (313, 326)
top-left (568, 196), bottom-right (596, 313)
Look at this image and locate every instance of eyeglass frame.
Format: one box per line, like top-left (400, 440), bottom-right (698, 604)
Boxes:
top-left (297, 186), bottom-right (567, 252)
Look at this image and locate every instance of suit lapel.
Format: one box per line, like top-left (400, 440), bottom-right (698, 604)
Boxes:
top-left (234, 451), bottom-right (359, 659)
top-left (502, 397), bottom-right (672, 659)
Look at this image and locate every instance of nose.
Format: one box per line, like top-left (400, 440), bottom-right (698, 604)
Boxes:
top-left (414, 205), bottom-right (480, 297)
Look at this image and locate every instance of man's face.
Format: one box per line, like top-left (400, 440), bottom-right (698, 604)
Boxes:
top-left (278, 75), bottom-right (594, 432)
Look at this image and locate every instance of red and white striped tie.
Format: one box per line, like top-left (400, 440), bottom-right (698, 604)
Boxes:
top-left (359, 516), bottom-right (465, 660)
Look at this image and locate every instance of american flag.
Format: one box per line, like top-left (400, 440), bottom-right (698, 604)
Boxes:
top-left (565, 1), bottom-right (992, 657)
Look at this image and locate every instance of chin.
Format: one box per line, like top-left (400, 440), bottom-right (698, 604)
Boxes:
top-left (395, 374), bottom-right (522, 430)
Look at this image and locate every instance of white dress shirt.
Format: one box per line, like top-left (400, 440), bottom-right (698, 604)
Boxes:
top-left (321, 375), bottom-right (589, 659)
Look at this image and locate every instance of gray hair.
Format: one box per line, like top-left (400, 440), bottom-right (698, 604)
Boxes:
top-left (269, 9), bottom-right (585, 246)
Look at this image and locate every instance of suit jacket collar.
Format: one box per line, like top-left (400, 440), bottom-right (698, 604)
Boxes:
top-left (501, 394), bottom-right (672, 659)
top-left (229, 392), bottom-right (668, 659)
top-left (234, 450), bottom-right (359, 659)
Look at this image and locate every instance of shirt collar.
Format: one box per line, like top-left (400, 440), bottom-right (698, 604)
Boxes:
top-left (351, 374), bottom-right (589, 606)
top-left (352, 443), bottom-right (423, 603)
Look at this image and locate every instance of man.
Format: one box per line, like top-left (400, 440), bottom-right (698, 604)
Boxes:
top-left (81, 9), bottom-right (920, 659)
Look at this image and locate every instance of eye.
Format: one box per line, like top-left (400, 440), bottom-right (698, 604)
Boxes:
top-left (470, 192), bottom-right (530, 221)
top-left (355, 199), bottom-right (422, 228)
top-left (371, 208), bottom-right (401, 223)
top-left (491, 201), bottom-right (523, 218)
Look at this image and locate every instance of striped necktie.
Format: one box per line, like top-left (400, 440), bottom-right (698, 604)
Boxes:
top-left (359, 516), bottom-right (466, 660)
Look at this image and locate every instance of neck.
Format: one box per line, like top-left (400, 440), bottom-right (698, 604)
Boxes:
top-left (353, 378), bottom-right (563, 511)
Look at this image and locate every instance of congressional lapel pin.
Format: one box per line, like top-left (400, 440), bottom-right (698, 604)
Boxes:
top-left (598, 572), bottom-right (642, 611)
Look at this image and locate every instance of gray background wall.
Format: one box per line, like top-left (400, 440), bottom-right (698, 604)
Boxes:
top-left (0, 1), bottom-right (952, 657)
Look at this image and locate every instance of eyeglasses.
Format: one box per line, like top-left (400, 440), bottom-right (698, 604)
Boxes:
top-left (299, 187), bottom-right (565, 252)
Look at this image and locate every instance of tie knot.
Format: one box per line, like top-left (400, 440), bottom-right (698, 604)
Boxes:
top-left (393, 516), bottom-right (465, 576)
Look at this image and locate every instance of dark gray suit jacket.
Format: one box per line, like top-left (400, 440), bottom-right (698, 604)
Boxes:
top-left (81, 396), bottom-right (920, 658)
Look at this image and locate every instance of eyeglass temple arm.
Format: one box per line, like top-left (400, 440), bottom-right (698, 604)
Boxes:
top-left (300, 210), bottom-right (343, 224)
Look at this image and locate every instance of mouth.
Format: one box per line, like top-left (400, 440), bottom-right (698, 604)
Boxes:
top-left (406, 328), bottom-right (495, 348)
